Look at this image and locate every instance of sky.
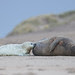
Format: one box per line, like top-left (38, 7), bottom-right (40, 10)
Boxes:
top-left (0, 0), bottom-right (75, 38)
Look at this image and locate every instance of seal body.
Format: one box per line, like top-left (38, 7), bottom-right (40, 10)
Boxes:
top-left (32, 37), bottom-right (56, 56)
top-left (33, 37), bottom-right (75, 56)
top-left (49, 37), bottom-right (74, 56)
top-left (0, 42), bottom-right (34, 56)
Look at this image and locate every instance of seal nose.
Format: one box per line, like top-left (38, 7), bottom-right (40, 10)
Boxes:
top-left (34, 43), bottom-right (36, 47)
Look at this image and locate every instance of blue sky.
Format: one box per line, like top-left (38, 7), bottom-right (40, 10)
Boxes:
top-left (0, 0), bottom-right (75, 38)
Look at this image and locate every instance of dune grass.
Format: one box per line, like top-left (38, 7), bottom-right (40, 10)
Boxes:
top-left (7, 10), bottom-right (75, 36)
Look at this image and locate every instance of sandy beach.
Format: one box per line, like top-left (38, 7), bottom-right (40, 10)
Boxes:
top-left (0, 31), bottom-right (75, 75)
top-left (0, 56), bottom-right (75, 75)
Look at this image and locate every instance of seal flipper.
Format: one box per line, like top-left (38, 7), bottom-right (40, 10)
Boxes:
top-left (49, 37), bottom-right (63, 52)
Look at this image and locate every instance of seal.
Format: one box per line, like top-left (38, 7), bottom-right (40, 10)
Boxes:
top-left (0, 42), bottom-right (35, 56)
top-left (32, 37), bottom-right (75, 56)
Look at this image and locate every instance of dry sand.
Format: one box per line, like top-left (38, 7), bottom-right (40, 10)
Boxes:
top-left (0, 31), bottom-right (75, 75)
top-left (0, 56), bottom-right (75, 75)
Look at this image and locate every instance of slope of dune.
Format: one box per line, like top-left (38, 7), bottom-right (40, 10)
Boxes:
top-left (7, 11), bottom-right (75, 37)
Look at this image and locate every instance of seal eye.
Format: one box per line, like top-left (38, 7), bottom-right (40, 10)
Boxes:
top-left (31, 43), bottom-right (33, 45)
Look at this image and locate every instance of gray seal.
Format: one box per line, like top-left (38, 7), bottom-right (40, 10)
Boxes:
top-left (32, 37), bottom-right (75, 56)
